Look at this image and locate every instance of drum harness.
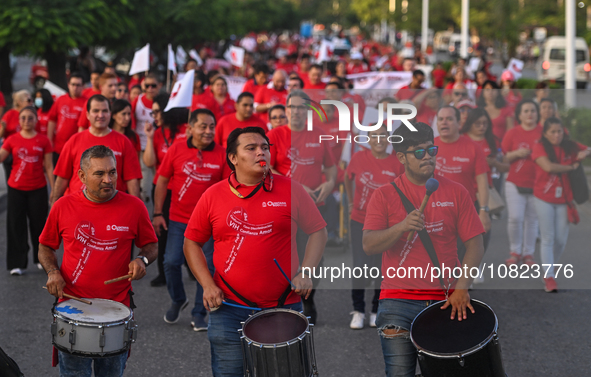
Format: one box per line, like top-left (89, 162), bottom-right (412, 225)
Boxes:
top-left (391, 182), bottom-right (453, 297)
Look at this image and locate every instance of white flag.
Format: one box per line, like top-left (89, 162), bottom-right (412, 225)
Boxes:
top-left (188, 49), bottom-right (204, 66)
top-left (506, 58), bottom-right (524, 80)
top-left (128, 43), bottom-right (150, 76)
top-left (224, 46), bottom-right (245, 68)
top-left (43, 80), bottom-right (66, 97)
top-left (167, 44), bottom-right (176, 74)
top-left (316, 40), bottom-right (334, 62)
top-left (164, 69), bottom-right (194, 112)
top-left (176, 46), bottom-right (188, 66)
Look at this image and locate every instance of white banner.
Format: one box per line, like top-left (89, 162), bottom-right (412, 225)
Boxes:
top-left (506, 58), bottom-right (524, 80)
top-left (224, 46), bottom-right (245, 68)
top-left (346, 71), bottom-right (413, 108)
top-left (223, 75), bottom-right (248, 101)
top-left (167, 44), bottom-right (176, 74)
top-left (128, 43), bottom-right (150, 76)
top-left (43, 80), bottom-right (67, 97)
top-left (164, 70), bottom-right (194, 112)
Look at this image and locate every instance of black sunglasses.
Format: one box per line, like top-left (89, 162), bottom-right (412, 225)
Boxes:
top-left (145, 84), bottom-right (158, 88)
top-left (453, 91), bottom-right (467, 97)
top-left (403, 146), bottom-right (438, 159)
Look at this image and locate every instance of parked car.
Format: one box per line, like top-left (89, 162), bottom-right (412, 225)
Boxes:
top-left (536, 36), bottom-right (590, 89)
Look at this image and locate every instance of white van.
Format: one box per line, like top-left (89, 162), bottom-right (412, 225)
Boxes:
top-left (536, 36), bottom-right (590, 88)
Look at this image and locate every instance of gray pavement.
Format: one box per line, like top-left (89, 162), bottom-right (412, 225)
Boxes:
top-left (0, 194), bottom-right (590, 376)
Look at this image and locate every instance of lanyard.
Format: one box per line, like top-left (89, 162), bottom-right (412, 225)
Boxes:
top-left (228, 172), bottom-right (273, 199)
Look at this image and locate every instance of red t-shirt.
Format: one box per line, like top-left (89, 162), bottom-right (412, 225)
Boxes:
top-left (152, 125), bottom-right (187, 184)
top-left (82, 88), bottom-right (100, 99)
top-left (434, 135), bottom-right (490, 202)
top-left (191, 93), bottom-right (221, 121)
top-left (254, 86), bottom-right (288, 124)
top-left (2, 133), bottom-right (52, 190)
top-left (54, 130), bottom-right (143, 194)
top-left (363, 174), bottom-right (484, 300)
top-left (241, 79), bottom-right (266, 98)
top-left (211, 94), bottom-right (236, 119)
top-left (395, 85), bottom-right (424, 101)
top-left (37, 108), bottom-right (51, 135)
top-left (470, 138), bottom-right (497, 187)
top-left (184, 174), bottom-right (326, 308)
top-left (214, 114), bottom-right (267, 149)
top-left (1, 109), bottom-right (21, 139)
top-left (48, 94), bottom-right (88, 154)
top-left (347, 149), bottom-right (404, 223)
top-left (415, 103), bottom-right (437, 126)
top-left (532, 142), bottom-right (588, 204)
top-left (490, 106), bottom-right (514, 141)
top-left (157, 140), bottom-right (231, 223)
top-left (39, 191), bottom-right (157, 306)
top-left (501, 125), bottom-right (543, 189)
top-left (432, 68), bottom-right (447, 88)
top-left (0, 92), bottom-right (5, 107)
top-left (267, 126), bottom-right (335, 190)
top-left (347, 62), bottom-right (369, 74)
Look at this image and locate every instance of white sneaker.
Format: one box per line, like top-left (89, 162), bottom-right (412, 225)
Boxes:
top-left (10, 268), bottom-right (23, 276)
top-left (349, 311), bottom-right (365, 329)
top-left (369, 313), bottom-right (377, 328)
top-left (36, 263), bottom-right (43, 270)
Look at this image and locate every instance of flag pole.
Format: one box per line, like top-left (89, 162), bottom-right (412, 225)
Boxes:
top-left (166, 70), bottom-right (171, 93)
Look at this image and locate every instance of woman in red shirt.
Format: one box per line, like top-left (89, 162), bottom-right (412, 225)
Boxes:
top-left (0, 106), bottom-right (53, 275)
top-left (109, 99), bottom-right (140, 157)
top-left (538, 98), bottom-right (558, 129)
top-left (502, 100), bottom-right (542, 267)
top-left (33, 88), bottom-right (54, 136)
top-left (209, 76), bottom-right (236, 118)
top-left (143, 94), bottom-right (188, 287)
top-left (344, 124), bottom-right (404, 329)
top-left (1, 90), bottom-right (32, 183)
top-left (532, 118), bottom-right (590, 292)
top-left (476, 80), bottom-right (514, 142)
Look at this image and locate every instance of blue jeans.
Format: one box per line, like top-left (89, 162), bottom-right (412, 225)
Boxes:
top-left (534, 198), bottom-right (569, 278)
top-left (376, 299), bottom-right (434, 377)
top-left (164, 220), bottom-right (214, 318)
top-left (350, 220), bottom-right (381, 313)
top-left (58, 351), bottom-right (127, 377)
top-left (208, 301), bottom-right (303, 377)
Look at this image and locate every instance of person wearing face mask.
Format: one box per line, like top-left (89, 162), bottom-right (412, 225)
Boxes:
top-left (154, 109), bottom-right (231, 330)
top-left (345, 124), bottom-right (404, 329)
top-left (532, 118), bottom-right (590, 292)
top-left (50, 95), bottom-right (142, 206)
top-left (215, 92), bottom-right (266, 148)
top-left (501, 99), bottom-right (542, 267)
top-left (0, 106), bottom-right (53, 276)
top-left (34, 88), bottom-right (54, 136)
top-left (77, 72), bottom-right (119, 131)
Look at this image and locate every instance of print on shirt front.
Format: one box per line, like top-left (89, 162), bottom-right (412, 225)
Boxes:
top-left (14, 147), bottom-right (41, 182)
top-left (72, 220), bottom-right (119, 285)
top-left (224, 206), bottom-right (274, 274)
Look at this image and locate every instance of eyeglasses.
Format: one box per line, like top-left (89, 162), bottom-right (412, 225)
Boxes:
top-left (453, 92), bottom-right (468, 97)
top-left (24, 98), bottom-right (32, 103)
top-left (145, 84), bottom-right (158, 89)
top-left (149, 110), bottom-right (161, 116)
top-left (402, 146), bottom-right (439, 159)
top-left (270, 115), bottom-right (287, 120)
top-left (117, 89), bottom-right (128, 93)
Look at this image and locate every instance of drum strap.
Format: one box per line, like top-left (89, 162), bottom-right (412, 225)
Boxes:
top-left (219, 275), bottom-right (293, 308)
top-left (390, 182), bottom-right (450, 295)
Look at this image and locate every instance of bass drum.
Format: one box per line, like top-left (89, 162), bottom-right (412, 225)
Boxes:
top-left (410, 299), bottom-right (506, 377)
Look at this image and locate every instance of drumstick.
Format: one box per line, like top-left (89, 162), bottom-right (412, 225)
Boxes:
top-left (407, 178), bottom-right (439, 241)
top-left (273, 258), bottom-right (296, 289)
top-left (104, 274), bottom-right (133, 285)
top-left (42, 287), bottom-right (92, 305)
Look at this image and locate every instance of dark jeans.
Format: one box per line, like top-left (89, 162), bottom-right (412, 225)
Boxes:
top-left (323, 193), bottom-right (340, 237)
top-left (151, 184), bottom-right (171, 279)
top-left (350, 220), bottom-right (381, 313)
top-left (6, 186), bottom-right (48, 270)
top-left (2, 155), bottom-right (12, 184)
top-left (457, 200), bottom-right (491, 262)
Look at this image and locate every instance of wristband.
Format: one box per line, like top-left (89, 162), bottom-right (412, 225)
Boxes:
top-left (46, 268), bottom-right (60, 275)
top-left (153, 213), bottom-right (163, 217)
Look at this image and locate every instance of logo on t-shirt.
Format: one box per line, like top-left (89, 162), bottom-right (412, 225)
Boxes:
top-left (107, 224), bottom-right (130, 232)
top-left (452, 156), bottom-right (470, 162)
top-left (262, 201), bottom-right (287, 207)
top-left (432, 201), bottom-right (455, 208)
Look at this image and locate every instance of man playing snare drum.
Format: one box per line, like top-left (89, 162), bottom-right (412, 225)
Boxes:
top-left (39, 145), bottom-right (158, 377)
top-left (363, 122), bottom-right (485, 377)
top-left (183, 127), bottom-right (327, 376)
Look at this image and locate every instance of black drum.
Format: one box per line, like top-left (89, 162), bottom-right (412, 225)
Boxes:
top-left (240, 309), bottom-right (318, 377)
top-left (410, 299), bottom-right (506, 377)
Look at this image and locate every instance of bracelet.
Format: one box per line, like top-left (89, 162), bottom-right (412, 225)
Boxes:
top-left (46, 268), bottom-right (60, 275)
top-left (153, 213), bottom-right (163, 217)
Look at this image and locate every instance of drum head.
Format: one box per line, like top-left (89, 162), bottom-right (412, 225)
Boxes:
top-left (54, 298), bottom-right (131, 324)
top-left (243, 309), bottom-right (308, 345)
top-left (411, 300), bottom-right (497, 355)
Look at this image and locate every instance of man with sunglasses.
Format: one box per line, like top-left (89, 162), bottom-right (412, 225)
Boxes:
top-left (76, 72), bottom-right (119, 131)
top-left (153, 108), bottom-right (231, 330)
top-left (47, 73), bottom-right (87, 164)
top-left (183, 126), bottom-right (327, 376)
top-left (363, 122), bottom-right (485, 377)
top-left (214, 92), bottom-right (266, 149)
top-left (435, 106), bottom-right (491, 259)
top-left (132, 73), bottom-right (162, 201)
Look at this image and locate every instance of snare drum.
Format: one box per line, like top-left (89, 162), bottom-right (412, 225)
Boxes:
top-left (240, 309), bottom-right (318, 377)
top-left (51, 299), bottom-right (137, 357)
top-left (410, 299), bottom-right (505, 377)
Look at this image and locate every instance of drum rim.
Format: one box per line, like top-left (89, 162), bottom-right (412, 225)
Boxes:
top-left (52, 342), bottom-right (130, 358)
top-left (53, 298), bottom-right (133, 326)
top-left (410, 299), bottom-right (498, 358)
top-left (241, 308), bottom-right (310, 347)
